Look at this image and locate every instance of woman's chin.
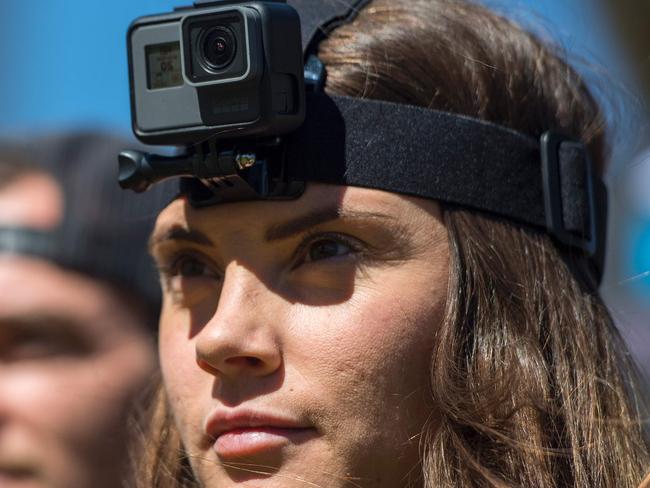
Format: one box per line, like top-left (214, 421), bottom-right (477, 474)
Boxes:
top-left (193, 440), bottom-right (357, 488)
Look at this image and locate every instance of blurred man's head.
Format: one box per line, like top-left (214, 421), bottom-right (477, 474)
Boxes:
top-left (0, 133), bottom-right (170, 488)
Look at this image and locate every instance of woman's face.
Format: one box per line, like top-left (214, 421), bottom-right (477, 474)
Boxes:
top-left (151, 184), bottom-right (449, 488)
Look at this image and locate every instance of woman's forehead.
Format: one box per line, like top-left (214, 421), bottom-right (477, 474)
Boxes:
top-left (153, 183), bottom-right (441, 238)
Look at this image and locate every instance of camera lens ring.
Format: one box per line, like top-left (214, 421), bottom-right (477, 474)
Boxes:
top-left (199, 25), bottom-right (237, 72)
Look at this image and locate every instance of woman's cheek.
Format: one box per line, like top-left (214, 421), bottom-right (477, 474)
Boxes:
top-left (158, 309), bottom-right (202, 408)
top-left (283, 291), bottom-right (438, 479)
top-left (293, 278), bottom-right (439, 394)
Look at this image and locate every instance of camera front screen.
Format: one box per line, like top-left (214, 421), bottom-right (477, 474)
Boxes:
top-left (146, 42), bottom-right (183, 90)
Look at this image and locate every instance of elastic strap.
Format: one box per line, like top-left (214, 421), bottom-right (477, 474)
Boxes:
top-left (286, 94), bottom-right (544, 227)
top-left (280, 94), bottom-right (605, 276)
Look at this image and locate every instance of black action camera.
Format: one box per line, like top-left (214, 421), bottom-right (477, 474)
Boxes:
top-left (127, 0), bottom-right (305, 145)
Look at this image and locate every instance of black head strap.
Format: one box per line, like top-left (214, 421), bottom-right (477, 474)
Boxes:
top-left (0, 133), bottom-right (173, 306)
top-left (0, 225), bottom-right (159, 303)
top-left (140, 0), bottom-right (606, 283)
top-left (284, 94), bottom-right (606, 277)
top-left (177, 92), bottom-right (605, 279)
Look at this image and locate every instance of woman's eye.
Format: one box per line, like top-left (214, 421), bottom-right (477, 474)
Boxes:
top-left (157, 253), bottom-right (221, 305)
top-left (157, 253), bottom-right (219, 281)
top-left (304, 237), bottom-right (355, 263)
top-left (176, 255), bottom-right (211, 277)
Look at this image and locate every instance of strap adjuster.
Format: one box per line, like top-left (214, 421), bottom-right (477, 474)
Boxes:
top-left (540, 131), bottom-right (604, 264)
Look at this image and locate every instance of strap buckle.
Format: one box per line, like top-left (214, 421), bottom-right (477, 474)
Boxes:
top-left (540, 131), bottom-right (606, 269)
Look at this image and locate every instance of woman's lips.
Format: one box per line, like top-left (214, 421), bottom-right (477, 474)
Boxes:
top-left (214, 426), bottom-right (314, 458)
top-left (204, 410), bottom-right (316, 459)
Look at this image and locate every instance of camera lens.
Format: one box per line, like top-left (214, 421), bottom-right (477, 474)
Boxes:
top-left (201, 26), bottom-right (236, 71)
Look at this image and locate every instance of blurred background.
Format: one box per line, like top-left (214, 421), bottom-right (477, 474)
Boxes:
top-left (0, 0), bottom-right (648, 380)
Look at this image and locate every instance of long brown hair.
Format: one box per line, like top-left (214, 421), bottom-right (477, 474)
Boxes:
top-left (136, 0), bottom-right (649, 486)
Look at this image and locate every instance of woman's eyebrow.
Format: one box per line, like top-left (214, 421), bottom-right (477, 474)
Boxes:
top-left (148, 226), bottom-right (214, 253)
top-left (265, 206), bottom-right (396, 242)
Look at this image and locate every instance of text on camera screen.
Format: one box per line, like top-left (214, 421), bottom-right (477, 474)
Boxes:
top-left (146, 42), bottom-right (183, 90)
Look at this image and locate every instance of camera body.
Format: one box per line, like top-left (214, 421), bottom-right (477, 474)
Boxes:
top-left (127, 0), bottom-right (304, 145)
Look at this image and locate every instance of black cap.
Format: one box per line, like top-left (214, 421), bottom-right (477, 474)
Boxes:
top-left (0, 131), bottom-right (178, 312)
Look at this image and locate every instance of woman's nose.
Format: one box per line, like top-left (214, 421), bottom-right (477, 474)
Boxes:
top-left (195, 263), bottom-right (282, 380)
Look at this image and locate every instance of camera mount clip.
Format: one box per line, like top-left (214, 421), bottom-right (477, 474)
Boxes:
top-left (118, 136), bottom-right (305, 206)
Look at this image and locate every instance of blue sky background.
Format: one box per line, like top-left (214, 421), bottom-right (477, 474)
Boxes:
top-left (0, 0), bottom-right (638, 135)
top-left (1, 0), bottom-right (648, 303)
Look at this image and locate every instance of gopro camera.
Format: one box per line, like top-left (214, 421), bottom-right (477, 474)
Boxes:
top-left (127, 0), bottom-right (305, 145)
